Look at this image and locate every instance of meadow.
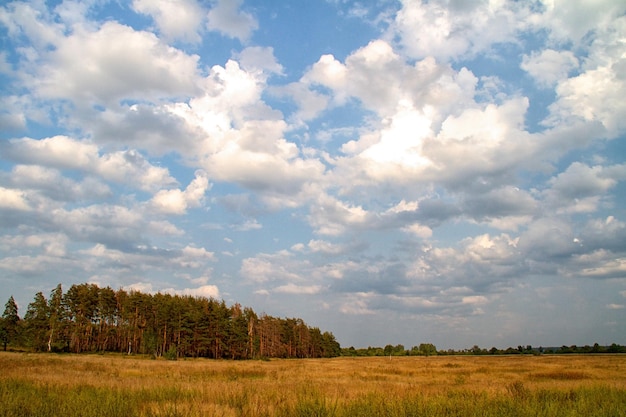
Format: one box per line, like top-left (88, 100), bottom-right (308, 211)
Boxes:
top-left (1, 352), bottom-right (625, 416)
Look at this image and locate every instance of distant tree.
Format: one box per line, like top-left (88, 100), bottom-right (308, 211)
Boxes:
top-left (1, 296), bottom-right (20, 351)
top-left (342, 346), bottom-right (358, 356)
top-left (415, 343), bottom-right (437, 356)
top-left (471, 345), bottom-right (487, 355)
top-left (607, 343), bottom-right (625, 353)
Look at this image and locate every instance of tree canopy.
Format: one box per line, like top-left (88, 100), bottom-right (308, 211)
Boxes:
top-left (10, 283), bottom-right (341, 359)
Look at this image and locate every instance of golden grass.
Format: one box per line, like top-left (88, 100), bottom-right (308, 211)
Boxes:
top-left (1, 352), bottom-right (625, 416)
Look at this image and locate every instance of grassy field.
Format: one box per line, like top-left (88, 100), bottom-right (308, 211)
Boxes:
top-left (1, 352), bottom-right (625, 416)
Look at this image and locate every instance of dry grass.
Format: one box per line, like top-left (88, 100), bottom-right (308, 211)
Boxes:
top-left (1, 352), bottom-right (625, 416)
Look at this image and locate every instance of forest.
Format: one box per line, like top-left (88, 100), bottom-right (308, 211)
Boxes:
top-left (0, 283), bottom-right (341, 359)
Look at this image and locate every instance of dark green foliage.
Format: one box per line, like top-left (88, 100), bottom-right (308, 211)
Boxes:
top-left (17, 283), bottom-right (340, 359)
top-left (1, 296), bottom-right (20, 351)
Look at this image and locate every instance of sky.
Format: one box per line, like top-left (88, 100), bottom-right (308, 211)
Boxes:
top-left (1, 0), bottom-right (625, 351)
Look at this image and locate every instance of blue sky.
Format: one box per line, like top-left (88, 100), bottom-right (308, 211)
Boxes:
top-left (1, 0), bottom-right (625, 350)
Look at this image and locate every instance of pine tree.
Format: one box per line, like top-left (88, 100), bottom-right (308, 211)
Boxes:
top-left (1, 296), bottom-right (20, 351)
top-left (24, 292), bottom-right (50, 351)
top-left (47, 284), bottom-right (65, 352)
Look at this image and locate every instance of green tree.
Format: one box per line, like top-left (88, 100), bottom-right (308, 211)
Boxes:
top-left (418, 343), bottom-right (437, 356)
top-left (96, 286), bottom-right (118, 352)
top-left (23, 292), bottom-right (50, 351)
top-left (320, 331), bottom-right (341, 357)
top-left (47, 284), bottom-right (66, 352)
top-left (1, 296), bottom-right (20, 351)
top-left (65, 283), bottom-right (100, 352)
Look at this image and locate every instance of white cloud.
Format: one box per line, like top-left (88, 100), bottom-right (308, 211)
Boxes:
top-left (533, 0), bottom-right (625, 44)
top-left (132, 0), bottom-right (204, 43)
top-left (10, 165), bottom-right (111, 202)
top-left (270, 82), bottom-right (330, 123)
top-left (306, 239), bottom-right (356, 256)
top-left (391, 0), bottom-right (522, 61)
top-left (403, 223), bottom-right (433, 239)
top-left (35, 21), bottom-right (200, 104)
top-left (176, 284), bottom-right (220, 299)
top-left (235, 46), bottom-right (283, 76)
top-left (274, 283), bottom-right (322, 295)
top-left (165, 57), bottom-right (327, 204)
top-left (241, 253), bottom-right (302, 283)
top-left (339, 293), bottom-right (376, 315)
top-left (96, 150), bottom-right (178, 192)
top-left (0, 187), bottom-right (31, 211)
top-left (81, 243), bottom-right (216, 281)
top-left (543, 14), bottom-right (626, 138)
top-left (3, 136), bottom-right (99, 169)
top-left (206, 0), bottom-right (258, 42)
top-left (578, 257), bottom-right (626, 280)
top-left (521, 49), bottom-right (579, 88)
top-left (548, 163), bottom-right (618, 199)
top-left (548, 65), bottom-right (626, 138)
top-left (542, 162), bottom-right (625, 213)
top-left (0, 232), bottom-right (68, 258)
top-left (306, 40), bottom-right (477, 119)
top-left (0, 2), bottom-right (63, 49)
top-left (150, 170), bottom-right (211, 215)
top-left (308, 193), bottom-right (372, 236)
top-left (0, 95), bottom-right (27, 130)
top-left (2, 136), bottom-right (177, 192)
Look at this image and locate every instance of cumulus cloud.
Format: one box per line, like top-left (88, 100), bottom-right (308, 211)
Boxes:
top-left (0, 187), bottom-right (31, 211)
top-left (533, 0), bottom-right (625, 44)
top-left (1, 136), bottom-right (177, 192)
top-left (9, 165), bottom-right (111, 202)
top-left (150, 170), bottom-right (211, 215)
top-left (235, 46), bottom-right (283, 76)
top-left (164, 59), bottom-right (327, 204)
top-left (33, 22), bottom-right (200, 104)
top-left (305, 40), bottom-right (477, 118)
top-left (542, 162), bottom-right (625, 213)
top-left (206, 0), bottom-right (258, 42)
top-left (269, 82), bottom-right (330, 123)
top-left (274, 283), bottom-right (323, 295)
top-left (521, 49), bottom-right (579, 88)
top-left (543, 14), bottom-right (626, 137)
top-left (132, 0), bottom-right (204, 43)
top-left (175, 284), bottom-right (220, 299)
top-left (391, 0), bottom-right (522, 61)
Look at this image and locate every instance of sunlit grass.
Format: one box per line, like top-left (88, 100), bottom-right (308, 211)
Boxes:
top-left (1, 352), bottom-right (625, 416)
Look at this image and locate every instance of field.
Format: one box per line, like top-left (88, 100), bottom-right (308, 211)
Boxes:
top-left (1, 352), bottom-right (625, 416)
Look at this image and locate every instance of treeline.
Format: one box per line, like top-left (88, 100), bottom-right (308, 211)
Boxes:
top-left (342, 343), bottom-right (626, 357)
top-left (448, 344), bottom-right (626, 355)
top-left (0, 283), bottom-right (341, 359)
top-left (342, 343), bottom-right (438, 357)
